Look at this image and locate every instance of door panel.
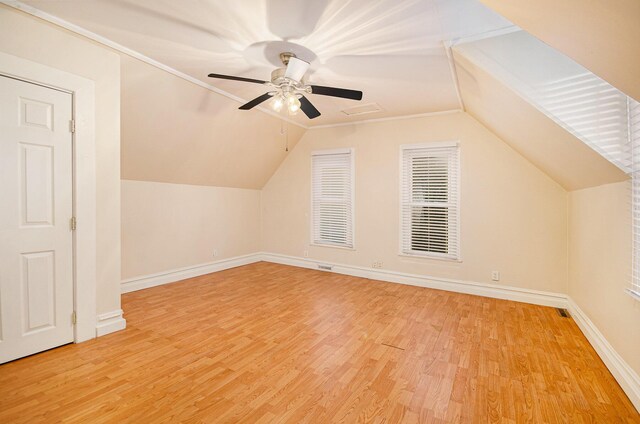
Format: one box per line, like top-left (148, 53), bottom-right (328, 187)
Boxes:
top-left (0, 76), bottom-right (74, 363)
top-left (21, 250), bottom-right (56, 334)
top-left (21, 142), bottom-right (54, 226)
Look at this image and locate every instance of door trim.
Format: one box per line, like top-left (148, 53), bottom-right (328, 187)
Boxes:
top-left (0, 51), bottom-right (96, 343)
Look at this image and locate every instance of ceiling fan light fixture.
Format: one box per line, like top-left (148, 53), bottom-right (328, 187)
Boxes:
top-left (271, 94), bottom-right (285, 112)
top-left (208, 51), bottom-right (363, 120)
top-left (287, 95), bottom-right (301, 115)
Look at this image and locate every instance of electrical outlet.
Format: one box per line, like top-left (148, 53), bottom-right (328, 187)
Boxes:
top-left (303, 250), bottom-right (309, 258)
top-left (372, 261), bottom-right (383, 269)
top-left (491, 271), bottom-right (500, 281)
top-left (213, 249), bottom-right (218, 257)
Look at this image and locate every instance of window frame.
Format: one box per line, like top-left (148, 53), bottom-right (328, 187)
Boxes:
top-left (398, 141), bottom-right (461, 261)
top-left (310, 148), bottom-right (355, 250)
top-left (629, 97), bottom-right (640, 301)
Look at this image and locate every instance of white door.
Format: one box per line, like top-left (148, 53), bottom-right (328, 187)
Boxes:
top-left (0, 76), bottom-right (74, 363)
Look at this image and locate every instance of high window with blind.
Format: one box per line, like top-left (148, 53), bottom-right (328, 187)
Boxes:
top-left (311, 149), bottom-right (354, 248)
top-left (400, 142), bottom-right (459, 260)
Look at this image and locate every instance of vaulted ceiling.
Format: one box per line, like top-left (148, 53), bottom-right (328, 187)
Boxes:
top-left (13, 0), bottom-right (637, 191)
top-left (22, 0), bottom-right (512, 126)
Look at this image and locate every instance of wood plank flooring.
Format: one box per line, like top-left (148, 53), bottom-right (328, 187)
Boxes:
top-left (0, 262), bottom-right (638, 423)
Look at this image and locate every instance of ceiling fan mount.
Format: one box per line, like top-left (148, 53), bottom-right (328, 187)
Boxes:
top-left (278, 52), bottom-right (296, 66)
top-left (270, 52), bottom-right (305, 87)
top-left (207, 51), bottom-right (363, 119)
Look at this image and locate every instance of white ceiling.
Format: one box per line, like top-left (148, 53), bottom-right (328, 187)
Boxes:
top-left (22, 0), bottom-right (512, 126)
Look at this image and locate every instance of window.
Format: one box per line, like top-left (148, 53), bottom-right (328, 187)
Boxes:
top-left (630, 97), bottom-right (640, 300)
top-left (400, 142), bottom-right (459, 259)
top-left (311, 149), bottom-right (354, 248)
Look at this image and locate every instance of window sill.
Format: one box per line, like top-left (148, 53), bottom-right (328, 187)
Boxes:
top-left (310, 242), bottom-right (355, 251)
top-left (398, 252), bottom-right (462, 263)
top-left (625, 288), bottom-right (640, 302)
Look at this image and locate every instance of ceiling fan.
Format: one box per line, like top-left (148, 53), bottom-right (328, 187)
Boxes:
top-left (208, 52), bottom-right (363, 119)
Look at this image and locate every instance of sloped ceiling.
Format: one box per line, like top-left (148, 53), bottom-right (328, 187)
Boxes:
top-left (453, 49), bottom-right (627, 190)
top-left (7, 1), bottom-right (632, 192)
top-left (452, 30), bottom-right (630, 190)
top-left (21, 0), bottom-right (512, 126)
top-left (478, 0), bottom-right (640, 101)
top-left (454, 31), bottom-right (633, 172)
top-left (120, 54), bottom-right (305, 189)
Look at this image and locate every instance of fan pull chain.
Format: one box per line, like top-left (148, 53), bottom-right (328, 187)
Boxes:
top-left (280, 119), bottom-right (289, 152)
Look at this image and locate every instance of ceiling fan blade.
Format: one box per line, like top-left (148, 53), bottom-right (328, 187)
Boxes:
top-left (310, 85), bottom-right (363, 101)
top-left (239, 93), bottom-right (273, 110)
top-left (208, 73), bottom-right (267, 85)
top-left (284, 57), bottom-right (310, 82)
top-left (299, 95), bottom-right (321, 119)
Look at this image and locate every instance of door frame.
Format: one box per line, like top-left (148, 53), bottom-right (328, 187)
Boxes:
top-left (0, 51), bottom-right (96, 343)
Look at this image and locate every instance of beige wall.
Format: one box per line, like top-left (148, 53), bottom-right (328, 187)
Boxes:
top-left (478, 0), bottom-right (640, 101)
top-left (121, 180), bottom-right (260, 279)
top-left (569, 181), bottom-right (640, 375)
top-left (118, 54), bottom-right (302, 280)
top-left (262, 112), bottom-right (569, 293)
top-left (0, 5), bottom-right (121, 315)
top-left (120, 55), bottom-right (306, 190)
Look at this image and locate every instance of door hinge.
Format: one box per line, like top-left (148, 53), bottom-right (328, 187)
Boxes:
top-left (70, 216), bottom-right (77, 231)
top-left (71, 311), bottom-right (77, 325)
top-left (69, 119), bottom-right (76, 133)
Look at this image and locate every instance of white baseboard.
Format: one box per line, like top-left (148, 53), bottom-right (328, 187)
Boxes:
top-left (96, 309), bottom-right (126, 337)
top-left (260, 252), bottom-right (568, 308)
top-left (567, 298), bottom-right (640, 411)
top-left (121, 253), bottom-right (262, 293)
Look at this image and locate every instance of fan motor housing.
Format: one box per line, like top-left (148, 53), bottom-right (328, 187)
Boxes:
top-left (270, 67), bottom-right (286, 84)
top-left (270, 67), bottom-right (306, 89)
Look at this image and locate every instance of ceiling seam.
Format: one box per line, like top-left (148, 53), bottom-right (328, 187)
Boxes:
top-left (450, 25), bottom-right (521, 46)
top-left (443, 26), bottom-right (520, 113)
top-left (1, 0), bottom-right (309, 130)
top-left (443, 40), bottom-right (465, 111)
top-left (308, 109), bottom-right (462, 129)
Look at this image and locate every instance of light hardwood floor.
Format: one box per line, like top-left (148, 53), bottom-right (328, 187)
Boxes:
top-left (1, 262), bottom-right (638, 423)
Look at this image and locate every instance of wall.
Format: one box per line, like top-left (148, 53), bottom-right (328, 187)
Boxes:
top-left (118, 53), bottom-right (304, 280)
top-left (262, 112), bottom-right (568, 293)
top-left (569, 181), bottom-right (640, 376)
top-left (121, 180), bottom-right (260, 279)
top-left (0, 5), bottom-right (121, 315)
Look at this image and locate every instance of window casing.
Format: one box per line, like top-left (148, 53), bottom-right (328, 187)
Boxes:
top-left (630, 98), bottom-right (640, 300)
top-left (311, 149), bottom-right (354, 248)
top-left (400, 142), bottom-right (459, 260)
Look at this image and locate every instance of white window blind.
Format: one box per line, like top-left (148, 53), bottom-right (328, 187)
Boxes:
top-left (401, 142), bottom-right (459, 259)
top-left (311, 149), bottom-right (354, 248)
top-left (630, 97), bottom-right (640, 300)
